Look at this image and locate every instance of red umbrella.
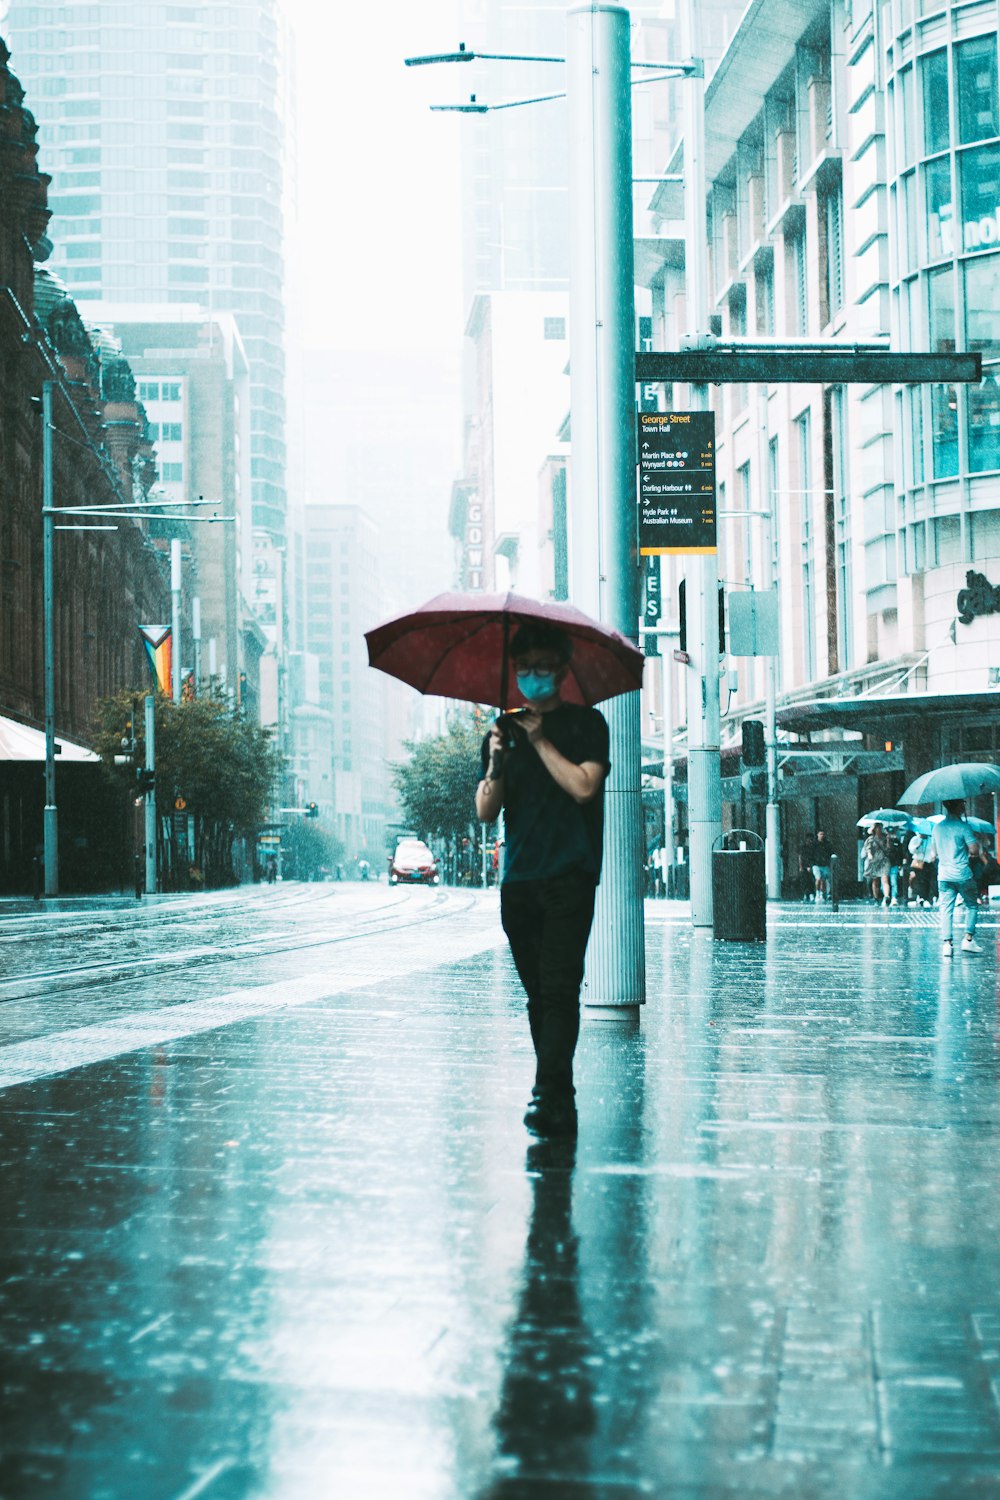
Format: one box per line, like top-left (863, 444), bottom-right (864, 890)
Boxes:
top-left (365, 591), bottom-right (644, 709)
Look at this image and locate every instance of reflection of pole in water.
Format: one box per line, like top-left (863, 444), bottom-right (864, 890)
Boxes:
top-left (483, 1138), bottom-right (597, 1489)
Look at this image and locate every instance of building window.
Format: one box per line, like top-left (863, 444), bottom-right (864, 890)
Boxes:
top-left (543, 317), bottom-right (566, 340)
top-left (824, 183), bottom-right (844, 319)
top-left (927, 264), bottom-right (956, 352)
top-left (932, 515), bottom-right (961, 565)
top-left (931, 386), bottom-right (959, 478)
top-left (797, 412), bottom-right (815, 681)
top-left (899, 64), bottom-right (915, 172)
top-left (162, 383), bottom-right (182, 401)
top-left (161, 423), bottom-right (183, 442)
top-left (957, 36), bottom-right (999, 147)
top-left (959, 144), bottom-right (1000, 254)
top-left (906, 386), bottom-right (925, 488)
top-left (755, 259), bottom-right (775, 333)
top-left (831, 387), bottom-right (852, 666)
top-left (964, 256), bottom-right (1000, 471)
top-left (788, 224), bottom-right (808, 334)
top-left (161, 463), bottom-right (183, 482)
top-left (924, 155), bottom-right (954, 259)
top-left (139, 382), bottom-right (159, 401)
top-left (899, 171), bottom-right (917, 275)
top-left (922, 50), bottom-right (949, 156)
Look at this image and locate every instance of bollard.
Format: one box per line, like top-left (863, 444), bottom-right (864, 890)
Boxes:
top-left (830, 852), bottom-right (839, 912)
top-left (31, 855), bottom-right (40, 901)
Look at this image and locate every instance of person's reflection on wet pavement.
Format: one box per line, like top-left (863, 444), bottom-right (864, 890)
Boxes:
top-left (481, 1136), bottom-right (596, 1496)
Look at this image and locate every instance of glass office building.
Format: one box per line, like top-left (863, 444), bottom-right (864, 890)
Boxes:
top-left (1, 0), bottom-right (287, 541)
top-left (885, 0), bottom-right (1000, 569)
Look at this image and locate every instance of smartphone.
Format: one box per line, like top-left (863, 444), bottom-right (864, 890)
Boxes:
top-left (496, 707), bottom-right (529, 749)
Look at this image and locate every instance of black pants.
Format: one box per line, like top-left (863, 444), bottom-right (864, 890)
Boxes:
top-left (500, 869), bottom-right (597, 1099)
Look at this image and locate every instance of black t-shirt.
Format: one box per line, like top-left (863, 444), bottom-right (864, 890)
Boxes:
top-left (480, 703), bottom-right (610, 885)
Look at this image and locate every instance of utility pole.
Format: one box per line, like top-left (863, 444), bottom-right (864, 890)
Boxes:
top-left (192, 596), bottom-right (201, 696)
top-left (757, 400), bottom-right (782, 899)
top-left (144, 693), bottom-right (157, 895)
top-left (171, 537), bottom-right (182, 703)
top-left (680, 0), bottom-right (722, 927)
top-left (42, 381), bottom-right (58, 897)
top-left (567, 3), bottom-right (645, 1016)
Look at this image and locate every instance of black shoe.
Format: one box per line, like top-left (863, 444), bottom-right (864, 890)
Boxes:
top-left (523, 1094), bottom-right (578, 1138)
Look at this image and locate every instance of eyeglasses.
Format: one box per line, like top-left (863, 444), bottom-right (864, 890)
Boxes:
top-left (515, 663), bottom-right (560, 678)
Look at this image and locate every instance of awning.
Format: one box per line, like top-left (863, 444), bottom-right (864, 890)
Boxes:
top-left (0, 715), bottom-right (99, 762)
top-left (777, 691), bottom-right (1000, 736)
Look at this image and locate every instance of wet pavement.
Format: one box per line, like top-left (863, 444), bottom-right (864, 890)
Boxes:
top-left (1, 884), bottom-right (999, 1499)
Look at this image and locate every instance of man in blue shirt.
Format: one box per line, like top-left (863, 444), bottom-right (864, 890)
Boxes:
top-left (932, 799), bottom-right (983, 957)
top-left (475, 623), bottom-right (610, 1137)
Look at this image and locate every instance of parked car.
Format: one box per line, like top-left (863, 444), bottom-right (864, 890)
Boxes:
top-left (390, 839), bottom-right (439, 886)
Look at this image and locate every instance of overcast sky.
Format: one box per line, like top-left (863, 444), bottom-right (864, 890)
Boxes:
top-left (283, 0), bottom-right (464, 357)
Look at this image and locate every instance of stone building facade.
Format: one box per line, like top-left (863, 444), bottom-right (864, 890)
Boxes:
top-left (1, 44), bottom-right (178, 887)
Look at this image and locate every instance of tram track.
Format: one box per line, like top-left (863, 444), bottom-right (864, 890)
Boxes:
top-left (0, 886), bottom-right (485, 1004)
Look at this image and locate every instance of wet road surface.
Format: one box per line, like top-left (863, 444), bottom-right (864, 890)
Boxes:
top-left (1, 885), bottom-right (999, 1498)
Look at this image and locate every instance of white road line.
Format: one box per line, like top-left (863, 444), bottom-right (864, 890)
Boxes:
top-left (0, 917), bottom-right (506, 1093)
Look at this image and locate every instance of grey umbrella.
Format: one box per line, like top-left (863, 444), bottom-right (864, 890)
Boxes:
top-left (898, 762), bottom-right (1000, 805)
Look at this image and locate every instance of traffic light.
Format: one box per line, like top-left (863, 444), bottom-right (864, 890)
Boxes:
top-left (305, 801), bottom-right (318, 819)
top-left (741, 719), bottom-right (766, 767)
top-left (135, 767), bottom-right (156, 795)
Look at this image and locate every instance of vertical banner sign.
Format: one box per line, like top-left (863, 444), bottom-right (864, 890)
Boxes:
top-left (638, 411), bottom-right (717, 555)
top-left (140, 626), bottom-right (172, 695)
top-left (643, 555), bottom-right (661, 656)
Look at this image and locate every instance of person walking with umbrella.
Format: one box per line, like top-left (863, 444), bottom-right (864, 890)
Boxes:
top-left (367, 590), bottom-right (643, 1136)
top-left (475, 621), bottom-right (610, 1139)
top-left (932, 800), bottom-right (983, 957)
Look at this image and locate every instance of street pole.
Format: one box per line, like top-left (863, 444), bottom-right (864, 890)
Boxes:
top-left (568, 3), bottom-right (645, 1016)
top-left (680, 0), bottom-right (722, 928)
top-left (192, 596), bottom-right (201, 697)
top-left (144, 693), bottom-right (157, 895)
top-left (171, 537), bottom-right (182, 703)
top-left (758, 398), bottom-right (782, 899)
top-left (662, 645), bottom-right (675, 884)
top-left (42, 380), bottom-right (58, 897)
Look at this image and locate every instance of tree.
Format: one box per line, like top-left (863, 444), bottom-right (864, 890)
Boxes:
top-left (280, 817), bottom-right (344, 881)
top-left (393, 708), bottom-right (495, 879)
top-left (93, 689), bottom-right (282, 886)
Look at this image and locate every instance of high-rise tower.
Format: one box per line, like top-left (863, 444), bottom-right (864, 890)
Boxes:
top-left (2, 0), bottom-right (287, 541)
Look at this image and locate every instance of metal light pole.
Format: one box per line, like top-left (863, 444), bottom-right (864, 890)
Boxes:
top-left (171, 537), bottom-right (182, 703)
top-left (42, 381), bottom-right (58, 896)
top-left (568, 3), bottom-right (645, 1016)
top-left (144, 693), bottom-right (157, 895)
top-left (680, 0), bottom-right (722, 927)
top-left (192, 595), bottom-right (201, 696)
top-left (757, 400), bottom-right (782, 899)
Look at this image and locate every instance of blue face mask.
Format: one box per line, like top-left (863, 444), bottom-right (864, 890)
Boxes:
top-left (516, 669), bottom-right (558, 703)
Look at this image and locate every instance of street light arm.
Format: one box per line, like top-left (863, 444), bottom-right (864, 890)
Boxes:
top-left (406, 43), bottom-right (701, 72)
top-left (431, 70), bottom-right (699, 113)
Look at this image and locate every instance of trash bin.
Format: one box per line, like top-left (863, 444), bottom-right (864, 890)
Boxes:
top-left (712, 829), bottom-right (766, 942)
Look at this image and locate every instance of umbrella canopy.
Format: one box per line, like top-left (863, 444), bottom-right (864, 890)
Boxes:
top-left (857, 808), bottom-right (913, 828)
top-left (926, 812), bottom-right (996, 842)
top-left (365, 591), bottom-right (645, 709)
top-left (898, 762), bottom-right (1000, 806)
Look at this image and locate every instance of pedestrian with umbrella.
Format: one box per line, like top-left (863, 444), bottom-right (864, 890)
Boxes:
top-left (366, 591), bottom-right (644, 1140)
top-left (898, 762), bottom-right (1000, 956)
top-left (929, 802), bottom-right (983, 956)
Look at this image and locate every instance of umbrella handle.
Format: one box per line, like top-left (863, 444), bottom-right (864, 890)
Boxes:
top-left (500, 614), bottom-right (510, 711)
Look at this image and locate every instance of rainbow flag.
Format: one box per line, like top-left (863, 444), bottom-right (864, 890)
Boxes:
top-left (140, 626), bottom-right (172, 695)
